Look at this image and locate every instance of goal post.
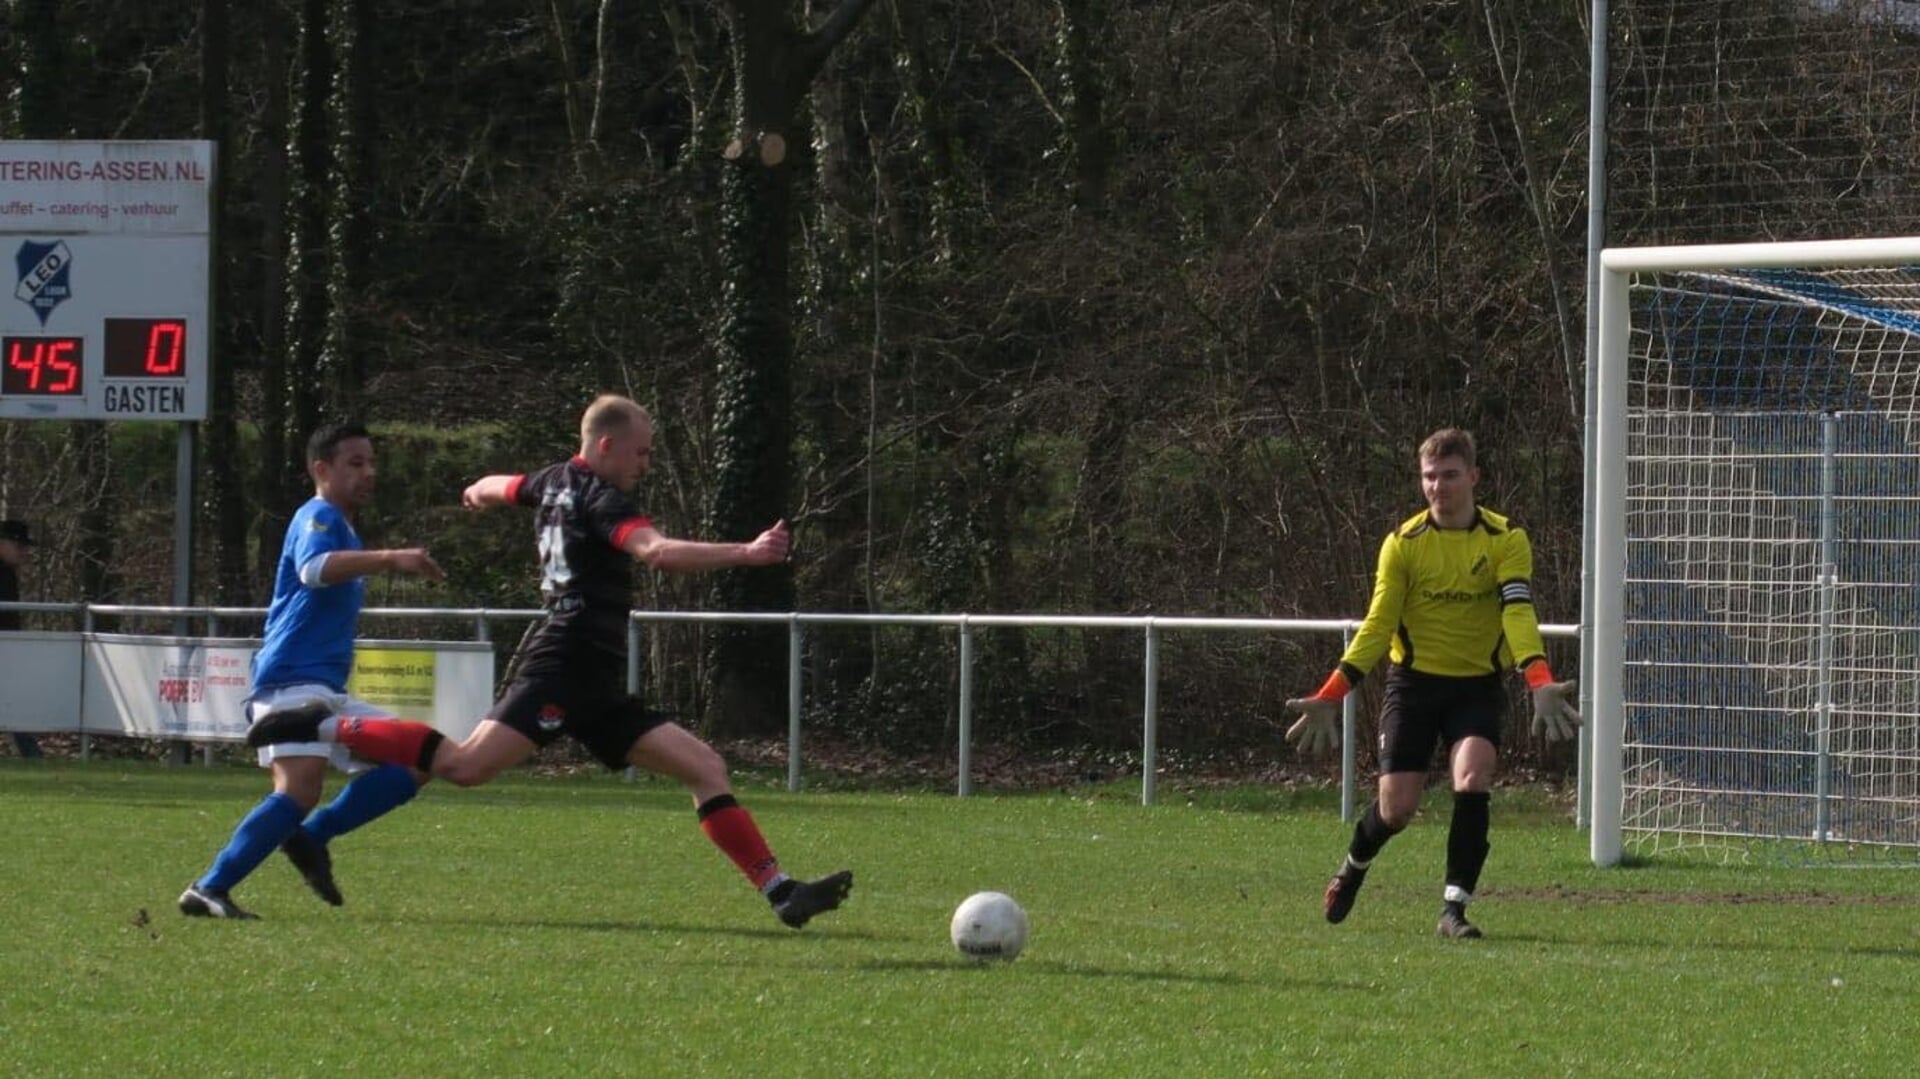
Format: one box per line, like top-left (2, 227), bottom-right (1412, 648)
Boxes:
top-left (1593, 236), bottom-right (1920, 867)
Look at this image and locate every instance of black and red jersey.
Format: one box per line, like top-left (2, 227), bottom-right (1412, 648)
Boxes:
top-left (505, 456), bottom-right (651, 668)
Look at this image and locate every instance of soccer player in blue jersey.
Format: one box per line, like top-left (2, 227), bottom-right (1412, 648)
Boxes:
top-left (249, 395), bottom-right (853, 929)
top-left (179, 422), bottom-right (445, 919)
top-left (1284, 428), bottom-right (1580, 939)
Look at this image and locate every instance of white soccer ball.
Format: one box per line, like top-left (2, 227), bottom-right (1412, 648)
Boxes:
top-left (950, 891), bottom-right (1029, 960)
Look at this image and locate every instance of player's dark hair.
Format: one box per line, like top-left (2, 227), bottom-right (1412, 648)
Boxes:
top-left (308, 421), bottom-right (371, 463)
top-left (1419, 427), bottom-right (1476, 468)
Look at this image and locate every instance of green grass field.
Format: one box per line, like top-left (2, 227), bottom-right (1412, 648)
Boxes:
top-left (2, 760), bottom-right (1916, 1077)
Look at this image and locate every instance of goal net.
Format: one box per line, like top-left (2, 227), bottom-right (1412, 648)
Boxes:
top-left (1591, 238), bottom-right (1920, 866)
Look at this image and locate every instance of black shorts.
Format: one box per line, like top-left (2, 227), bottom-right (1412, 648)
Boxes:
top-left (489, 667), bottom-right (672, 771)
top-left (1375, 665), bottom-right (1505, 774)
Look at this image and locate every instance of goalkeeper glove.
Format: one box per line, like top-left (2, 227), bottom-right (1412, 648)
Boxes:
top-left (1284, 671), bottom-right (1350, 756)
top-left (1525, 662), bottom-right (1581, 742)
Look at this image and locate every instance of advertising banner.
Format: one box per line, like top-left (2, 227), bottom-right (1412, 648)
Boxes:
top-left (81, 635), bottom-right (254, 739)
top-left (72, 634), bottom-right (492, 741)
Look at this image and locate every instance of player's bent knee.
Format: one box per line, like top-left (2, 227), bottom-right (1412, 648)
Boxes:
top-left (1377, 793), bottom-right (1421, 830)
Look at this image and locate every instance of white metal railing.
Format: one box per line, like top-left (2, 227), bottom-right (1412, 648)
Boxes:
top-left (3, 601), bottom-right (1577, 819)
top-left (623, 611), bottom-right (1578, 819)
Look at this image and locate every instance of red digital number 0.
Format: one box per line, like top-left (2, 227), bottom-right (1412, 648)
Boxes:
top-left (146, 321), bottom-right (184, 376)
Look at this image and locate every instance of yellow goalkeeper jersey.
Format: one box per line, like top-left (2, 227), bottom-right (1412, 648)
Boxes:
top-left (1335, 506), bottom-right (1548, 683)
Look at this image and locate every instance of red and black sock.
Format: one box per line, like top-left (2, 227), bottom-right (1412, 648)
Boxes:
top-left (696, 794), bottom-right (785, 894)
top-left (336, 717), bottom-right (444, 773)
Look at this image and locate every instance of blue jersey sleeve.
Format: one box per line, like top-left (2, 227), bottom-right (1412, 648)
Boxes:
top-left (288, 501), bottom-right (353, 585)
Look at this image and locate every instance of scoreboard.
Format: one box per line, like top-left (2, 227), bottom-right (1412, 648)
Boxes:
top-left (0, 141), bottom-right (211, 421)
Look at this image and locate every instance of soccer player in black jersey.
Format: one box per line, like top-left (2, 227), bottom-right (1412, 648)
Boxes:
top-left (248, 395), bottom-right (852, 929)
top-left (1284, 429), bottom-right (1579, 939)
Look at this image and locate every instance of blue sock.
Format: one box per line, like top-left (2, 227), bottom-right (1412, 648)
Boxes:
top-left (301, 764), bottom-right (419, 844)
top-left (197, 792), bottom-right (306, 893)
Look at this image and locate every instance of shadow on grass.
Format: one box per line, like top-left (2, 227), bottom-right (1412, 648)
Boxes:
top-left (368, 910), bottom-right (905, 943)
top-left (855, 955), bottom-right (1379, 992)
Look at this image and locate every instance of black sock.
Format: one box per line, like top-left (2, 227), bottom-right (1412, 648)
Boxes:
top-left (1446, 790), bottom-right (1492, 896)
top-left (415, 729), bottom-right (445, 773)
top-left (1348, 802), bottom-right (1403, 867)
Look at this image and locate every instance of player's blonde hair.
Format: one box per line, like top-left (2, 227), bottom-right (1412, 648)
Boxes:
top-left (580, 394), bottom-right (652, 445)
top-left (1418, 427), bottom-right (1476, 467)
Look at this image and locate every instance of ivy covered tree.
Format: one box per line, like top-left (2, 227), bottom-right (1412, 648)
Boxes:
top-left (705, 0), bottom-right (879, 736)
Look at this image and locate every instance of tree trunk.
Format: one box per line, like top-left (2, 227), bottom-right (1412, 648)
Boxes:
top-left (324, 0), bottom-right (373, 416)
top-left (707, 116), bottom-right (799, 736)
top-left (199, 0), bottom-right (253, 604)
top-left (254, 0), bottom-right (294, 586)
top-left (1055, 0), bottom-right (1112, 214)
top-left (705, 0), bottom-right (877, 736)
top-left (14, 0), bottom-right (66, 126)
top-left (282, 0), bottom-right (331, 490)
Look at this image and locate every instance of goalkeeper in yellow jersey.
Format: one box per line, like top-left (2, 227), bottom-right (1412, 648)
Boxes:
top-left (1284, 428), bottom-right (1579, 939)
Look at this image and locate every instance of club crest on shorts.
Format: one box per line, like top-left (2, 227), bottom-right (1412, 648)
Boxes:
top-left (537, 703), bottom-right (565, 732)
top-left (13, 239), bottom-right (74, 326)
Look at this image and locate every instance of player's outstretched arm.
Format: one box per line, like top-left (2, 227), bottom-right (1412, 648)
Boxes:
top-left (314, 548), bottom-right (446, 584)
top-left (622, 519), bottom-right (790, 575)
top-left (462, 474), bottom-right (519, 510)
top-left (382, 548), bottom-right (447, 581)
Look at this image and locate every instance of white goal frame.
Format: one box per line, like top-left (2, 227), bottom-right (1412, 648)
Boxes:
top-left (1592, 235), bottom-right (1920, 865)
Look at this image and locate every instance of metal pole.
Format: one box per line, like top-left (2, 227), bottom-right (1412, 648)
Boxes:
top-left (172, 424), bottom-right (197, 767)
top-left (80, 605), bottom-right (93, 762)
top-left (624, 616), bottom-right (642, 782)
top-left (1142, 619), bottom-right (1158, 807)
top-left (787, 616), bottom-right (803, 792)
top-left (1577, 0), bottom-right (1610, 833)
top-left (205, 606), bottom-right (220, 765)
top-left (627, 616), bottom-right (642, 696)
top-left (1814, 414), bottom-right (1837, 841)
top-left (957, 617), bottom-right (973, 797)
top-left (1590, 261), bottom-right (1629, 866)
top-left (1340, 624), bottom-right (1356, 823)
